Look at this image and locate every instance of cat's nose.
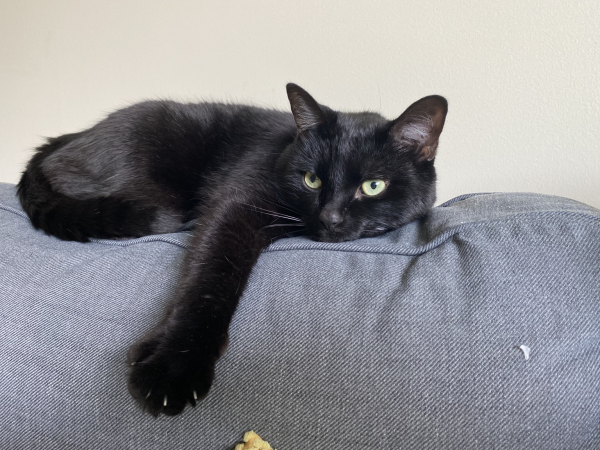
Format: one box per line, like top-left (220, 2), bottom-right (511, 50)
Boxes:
top-left (319, 210), bottom-right (343, 231)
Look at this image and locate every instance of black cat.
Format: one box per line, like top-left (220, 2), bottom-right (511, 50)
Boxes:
top-left (17, 84), bottom-right (447, 416)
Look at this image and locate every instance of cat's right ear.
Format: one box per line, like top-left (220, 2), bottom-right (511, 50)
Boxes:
top-left (390, 95), bottom-right (448, 162)
top-left (286, 83), bottom-right (327, 133)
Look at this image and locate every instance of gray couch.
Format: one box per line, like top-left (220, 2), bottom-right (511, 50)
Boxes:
top-left (1, 182), bottom-right (599, 449)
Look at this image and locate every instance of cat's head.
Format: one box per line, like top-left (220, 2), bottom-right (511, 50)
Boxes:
top-left (276, 83), bottom-right (448, 243)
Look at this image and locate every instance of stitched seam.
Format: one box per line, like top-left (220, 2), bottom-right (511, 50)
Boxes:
top-left (3, 200), bottom-right (599, 255)
top-left (264, 211), bottom-right (600, 256)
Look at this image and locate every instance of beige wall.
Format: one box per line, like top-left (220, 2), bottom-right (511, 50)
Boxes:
top-left (1, 0), bottom-right (599, 207)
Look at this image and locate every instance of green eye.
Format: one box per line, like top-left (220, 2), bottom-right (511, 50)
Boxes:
top-left (361, 179), bottom-right (386, 196)
top-left (304, 171), bottom-right (322, 189)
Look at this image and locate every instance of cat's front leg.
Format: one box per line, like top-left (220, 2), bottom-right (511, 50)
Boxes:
top-left (126, 200), bottom-right (293, 416)
top-left (126, 292), bottom-right (230, 416)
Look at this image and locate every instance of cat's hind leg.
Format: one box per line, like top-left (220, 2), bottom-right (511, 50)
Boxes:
top-left (17, 135), bottom-right (172, 242)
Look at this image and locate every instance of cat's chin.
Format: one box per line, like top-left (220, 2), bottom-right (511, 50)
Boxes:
top-left (313, 235), bottom-right (353, 243)
top-left (313, 229), bottom-right (387, 243)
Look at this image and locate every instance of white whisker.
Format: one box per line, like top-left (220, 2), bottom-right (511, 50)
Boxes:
top-left (238, 202), bottom-right (302, 222)
top-left (257, 195), bottom-right (303, 215)
top-left (261, 223), bottom-right (305, 228)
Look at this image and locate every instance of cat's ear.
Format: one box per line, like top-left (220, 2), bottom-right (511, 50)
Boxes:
top-left (286, 83), bottom-right (327, 133)
top-left (390, 95), bottom-right (448, 161)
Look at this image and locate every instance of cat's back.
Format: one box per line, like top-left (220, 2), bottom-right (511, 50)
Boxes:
top-left (37, 99), bottom-right (295, 195)
top-left (127, 99), bottom-right (296, 145)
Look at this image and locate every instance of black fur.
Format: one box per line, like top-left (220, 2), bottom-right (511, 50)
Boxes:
top-left (17, 84), bottom-right (448, 416)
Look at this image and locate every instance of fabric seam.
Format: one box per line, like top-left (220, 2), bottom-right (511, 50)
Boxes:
top-left (2, 197), bottom-right (600, 256)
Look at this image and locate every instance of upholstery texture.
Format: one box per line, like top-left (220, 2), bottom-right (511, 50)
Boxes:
top-left (1, 182), bottom-right (599, 449)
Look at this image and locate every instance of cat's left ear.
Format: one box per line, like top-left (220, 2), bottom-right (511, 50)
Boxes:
top-left (390, 95), bottom-right (448, 161)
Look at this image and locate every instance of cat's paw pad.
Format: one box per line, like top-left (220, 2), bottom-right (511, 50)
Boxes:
top-left (127, 337), bottom-right (214, 416)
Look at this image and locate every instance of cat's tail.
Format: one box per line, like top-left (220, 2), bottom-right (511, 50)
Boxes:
top-left (17, 135), bottom-right (156, 242)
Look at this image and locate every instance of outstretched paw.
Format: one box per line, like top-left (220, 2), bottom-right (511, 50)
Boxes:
top-left (127, 334), bottom-right (215, 416)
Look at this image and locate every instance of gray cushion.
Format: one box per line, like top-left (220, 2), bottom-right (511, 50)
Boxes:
top-left (1, 182), bottom-right (599, 449)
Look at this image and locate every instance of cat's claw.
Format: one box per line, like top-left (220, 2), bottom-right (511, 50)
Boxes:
top-left (127, 333), bottom-right (215, 416)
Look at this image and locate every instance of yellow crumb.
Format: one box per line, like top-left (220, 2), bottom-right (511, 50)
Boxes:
top-left (234, 431), bottom-right (276, 450)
